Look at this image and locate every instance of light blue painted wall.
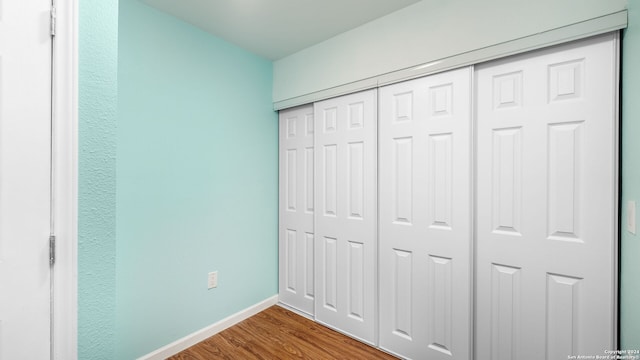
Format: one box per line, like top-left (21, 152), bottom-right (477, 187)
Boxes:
top-left (116, 1), bottom-right (278, 358)
top-left (78, 0), bottom-right (118, 358)
top-left (621, 0), bottom-right (640, 350)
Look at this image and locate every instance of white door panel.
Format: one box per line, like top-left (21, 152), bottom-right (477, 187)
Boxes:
top-left (279, 105), bottom-right (315, 315)
top-left (379, 67), bottom-right (472, 359)
top-left (475, 33), bottom-right (618, 359)
top-left (314, 90), bottom-right (377, 344)
top-left (0, 0), bottom-right (52, 358)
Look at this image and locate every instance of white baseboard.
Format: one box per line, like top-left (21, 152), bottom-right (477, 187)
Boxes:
top-left (138, 295), bottom-right (279, 360)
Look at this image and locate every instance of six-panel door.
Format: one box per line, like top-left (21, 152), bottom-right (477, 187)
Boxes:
top-left (314, 90), bottom-right (377, 344)
top-left (279, 105), bottom-right (315, 316)
top-left (378, 67), bottom-right (473, 359)
top-left (475, 33), bottom-right (617, 359)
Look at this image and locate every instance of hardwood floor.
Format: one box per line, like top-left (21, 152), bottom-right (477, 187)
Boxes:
top-left (169, 305), bottom-right (398, 359)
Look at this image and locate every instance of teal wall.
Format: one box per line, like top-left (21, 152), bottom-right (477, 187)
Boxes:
top-left (115, 1), bottom-right (278, 358)
top-left (78, 0), bottom-right (118, 358)
top-left (621, 0), bottom-right (640, 350)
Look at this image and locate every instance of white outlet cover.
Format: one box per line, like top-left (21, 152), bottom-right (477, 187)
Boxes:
top-left (208, 271), bottom-right (218, 289)
top-left (628, 201), bottom-right (636, 235)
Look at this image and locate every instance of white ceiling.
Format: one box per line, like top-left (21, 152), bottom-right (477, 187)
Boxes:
top-left (141, 0), bottom-right (421, 60)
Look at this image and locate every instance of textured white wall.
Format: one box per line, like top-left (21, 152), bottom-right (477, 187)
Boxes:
top-left (273, 0), bottom-right (626, 104)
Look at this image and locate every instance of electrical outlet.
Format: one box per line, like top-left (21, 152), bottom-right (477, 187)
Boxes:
top-left (208, 271), bottom-right (218, 289)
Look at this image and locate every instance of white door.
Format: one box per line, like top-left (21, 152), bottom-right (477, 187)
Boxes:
top-left (378, 67), bottom-right (473, 359)
top-left (279, 105), bottom-right (315, 316)
top-left (0, 0), bottom-right (53, 359)
top-left (475, 33), bottom-right (618, 359)
top-left (314, 90), bottom-right (377, 344)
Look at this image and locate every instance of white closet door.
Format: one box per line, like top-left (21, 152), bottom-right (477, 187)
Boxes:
top-left (314, 90), bottom-right (377, 344)
top-left (476, 33), bottom-right (618, 359)
top-left (279, 105), bottom-right (315, 316)
top-left (379, 67), bottom-right (473, 359)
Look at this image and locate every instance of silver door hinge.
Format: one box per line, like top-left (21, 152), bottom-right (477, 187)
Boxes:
top-left (50, 6), bottom-right (56, 37)
top-left (49, 235), bottom-right (56, 266)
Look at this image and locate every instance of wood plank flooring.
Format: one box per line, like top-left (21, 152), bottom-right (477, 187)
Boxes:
top-left (169, 305), bottom-right (398, 359)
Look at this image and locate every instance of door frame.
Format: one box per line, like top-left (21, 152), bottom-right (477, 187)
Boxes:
top-left (52, 0), bottom-right (78, 358)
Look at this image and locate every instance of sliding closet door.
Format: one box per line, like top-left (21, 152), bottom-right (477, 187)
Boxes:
top-left (314, 90), bottom-right (377, 344)
top-left (379, 67), bottom-right (473, 359)
top-left (475, 33), bottom-right (618, 359)
top-left (279, 105), bottom-right (315, 316)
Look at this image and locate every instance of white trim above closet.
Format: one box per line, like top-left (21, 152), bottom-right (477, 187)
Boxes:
top-left (273, 11), bottom-right (626, 111)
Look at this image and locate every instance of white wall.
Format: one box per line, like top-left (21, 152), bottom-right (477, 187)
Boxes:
top-left (273, 0), bottom-right (626, 106)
